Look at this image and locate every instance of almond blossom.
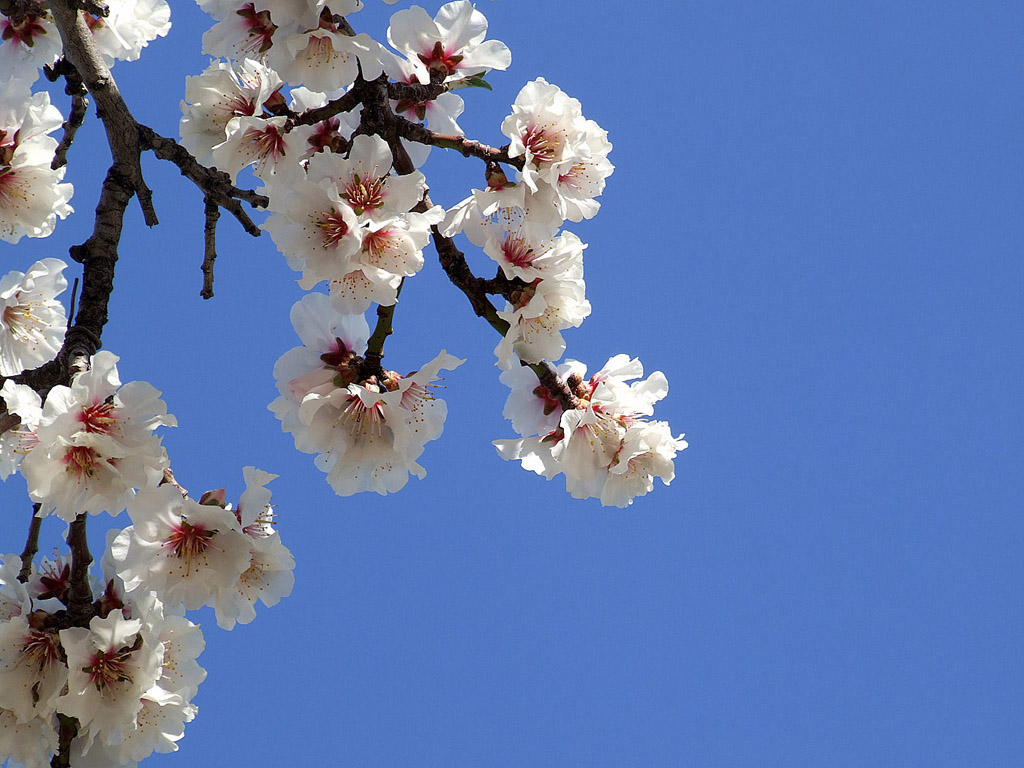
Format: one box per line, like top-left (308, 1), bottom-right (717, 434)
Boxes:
top-left (0, 380), bottom-right (41, 480)
top-left (87, 0), bottom-right (171, 66)
top-left (111, 485), bottom-right (254, 611)
top-left (0, 84), bottom-right (73, 243)
top-left (19, 351), bottom-right (176, 521)
top-left (179, 58), bottom-right (284, 165)
top-left (270, 295), bottom-right (463, 495)
top-left (56, 611), bottom-right (164, 746)
top-left (495, 355), bottom-right (687, 506)
top-left (213, 467), bottom-right (295, 630)
top-left (0, 9), bottom-right (62, 86)
top-left (501, 78), bottom-right (614, 222)
top-left (0, 257), bottom-right (68, 376)
top-left (494, 273), bottom-right (591, 368)
top-left (387, 0), bottom-right (511, 85)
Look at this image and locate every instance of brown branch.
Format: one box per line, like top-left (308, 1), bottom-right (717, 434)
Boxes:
top-left (17, 505), bottom-right (41, 583)
top-left (50, 0), bottom-right (157, 225)
top-left (200, 196), bottom-right (219, 299)
top-left (526, 361), bottom-right (581, 412)
top-left (51, 92), bottom-right (88, 170)
top-left (387, 80), bottom-right (448, 104)
top-left (65, 514), bottom-right (93, 624)
top-left (430, 226), bottom-right (509, 336)
top-left (137, 125), bottom-right (267, 237)
top-left (287, 89), bottom-right (362, 129)
top-left (363, 282), bottom-right (402, 375)
top-left (69, 0), bottom-right (107, 16)
top-left (0, 0), bottom-right (47, 23)
top-left (394, 117), bottom-right (523, 169)
top-left (49, 60), bottom-right (89, 171)
top-left (51, 714), bottom-right (78, 768)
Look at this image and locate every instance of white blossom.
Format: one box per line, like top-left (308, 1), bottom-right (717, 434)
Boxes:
top-left (56, 611), bottom-right (164, 745)
top-left (495, 356), bottom-right (686, 507)
top-left (0, 613), bottom-right (67, 722)
top-left (112, 485), bottom-right (253, 611)
top-left (88, 0), bottom-right (171, 65)
top-left (0, 257), bottom-right (68, 376)
top-left (0, 705), bottom-right (57, 768)
top-left (0, 85), bottom-right (73, 243)
top-left (179, 58), bottom-right (284, 165)
top-left (20, 351), bottom-right (176, 521)
top-left (0, 11), bottom-right (62, 86)
top-left (387, 0), bottom-right (511, 85)
top-left (0, 380), bottom-right (41, 480)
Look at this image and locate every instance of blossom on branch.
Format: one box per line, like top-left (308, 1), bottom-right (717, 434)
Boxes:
top-left (0, 84), bottom-right (73, 244)
top-left (20, 351), bottom-right (176, 521)
top-left (271, 294), bottom-right (464, 495)
top-left (0, 257), bottom-right (68, 376)
top-left (495, 355), bottom-right (687, 507)
top-left (386, 0), bottom-right (511, 85)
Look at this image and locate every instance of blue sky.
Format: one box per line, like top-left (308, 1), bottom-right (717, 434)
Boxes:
top-left (4, 1), bottom-right (1024, 765)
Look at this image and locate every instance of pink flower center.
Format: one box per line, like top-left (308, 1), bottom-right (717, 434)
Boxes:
top-left (63, 445), bottom-right (99, 478)
top-left (21, 630), bottom-right (61, 671)
top-left (236, 3), bottom-right (276, 54)
top-left (78, 400), bottom-right (118, 435)
top-left (0, 16), bottom-right (46, 47)
top-left (84, 644), bottom-right (136, 691)
top-left (340, 394), bottom-right (386, 437)
top-left (362, 228), bottom-right (398, 265)
top-left (523, 125), bottom-right (560, 166)
top-left (501, 234), bottom-right (535, 268)
top-left (315, 210), bottom-right (350, 248)
top-left (165, 520), bottom-right (217, 563)
top-left (417, 40), bottom-right (464, 77)
top-left (242, 124), bottom-right (287, 163)
top-left (342, 174), bottom-right (386, 215)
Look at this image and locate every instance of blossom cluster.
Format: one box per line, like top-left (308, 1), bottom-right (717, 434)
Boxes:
top-left (0, 0), bottom-right (688, 759)
top-left (495, 356), bottom-right (687, 507)
top-left (0, 265), bottom-right (292, 765)
top-left (0, 552), bottom-right (204, 768)
top-left (180, 1), bottom-right (513, 494)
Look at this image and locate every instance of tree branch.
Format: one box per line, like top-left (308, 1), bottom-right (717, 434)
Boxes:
top-left (17, 505), bottom-right (41, 583)
top-left (200, 196), bottom-right (220, 299)
top-left (48, 60), bottom-right (89, 171)
top-left (287, 89), bottom-right (362, 129)
top-left (137, 125), bottom-right (267, 237)
top-left (394, 117), bottom-right (523, 169)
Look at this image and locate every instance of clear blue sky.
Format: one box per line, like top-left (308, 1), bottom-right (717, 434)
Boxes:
top-left (5, 1), bottom-right (1024, 765)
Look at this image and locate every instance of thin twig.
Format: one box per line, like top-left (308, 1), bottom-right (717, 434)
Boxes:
top-left (201, 196), bottom-right (220, 299)
top-left (51, 68), bottom-right (89, 170)
top-left (138, 124), bottom-right (267, 236)
top-left (394, 116), bottom-right (524, 169)
top-left (287, 89), bottom-right (363, 129)
top-left (17, 505), bottom-right (41, 583)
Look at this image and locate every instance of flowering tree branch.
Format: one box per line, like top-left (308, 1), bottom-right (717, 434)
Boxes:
top-left (395, 116), bottom-right (523, 168)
